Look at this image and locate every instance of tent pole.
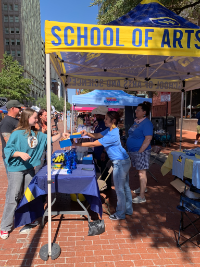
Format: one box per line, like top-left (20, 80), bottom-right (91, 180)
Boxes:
top-left (180, 90), bottom-right (184, 151)
top-left (190, 90), bottom-right (192, 119)
top-left (185, 91), bottom-right (187, 118)
top-left (46, 54), bottom-right (52, 257)
top-left (39, 54), bottom-right (61, 261)
top-left (63, 86), bottom-right (67, 132)
top-left (71, 103), bottom-right (73, 134)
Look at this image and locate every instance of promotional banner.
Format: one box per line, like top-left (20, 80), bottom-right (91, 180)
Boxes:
top-left (45, 21), bottom-right (200, 57)
top-left (67, 76), bottom-right (182, 92)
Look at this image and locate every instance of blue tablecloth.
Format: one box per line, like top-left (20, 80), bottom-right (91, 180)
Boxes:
top-left (15, 157), bottom-right (102, 228)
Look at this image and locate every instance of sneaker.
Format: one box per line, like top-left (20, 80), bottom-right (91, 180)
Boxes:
top-left (0, 230), bottom-right (9, 239)
top-left (109, 214), bottom-right (120, 221)
top-left (132, 196), bottom-right (146, 204)
top-left (195, 140), bottom-right (198, 145)
top-left (133, 187), bottom-right (148, 194)
top-left (19, 220), bottom-right (39, 234)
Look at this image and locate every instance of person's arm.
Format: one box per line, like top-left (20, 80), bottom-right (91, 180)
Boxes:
top-left (80, 130), bottom-right (103, 139)
top-left (12, 152), bottom-right (31, 161)
top-left (1, 121), bottom-right (15, 143)
top-left (52, 133), bottom-right (69, 142)
top-left (138, 136), bottom-right (152, 153)
top-left (75, 140), bottom-right (102, 148)
top-left (2, 132), bottom-right (11, 143)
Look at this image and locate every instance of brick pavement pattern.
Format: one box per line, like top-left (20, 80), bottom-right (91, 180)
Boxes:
top-left (0, 123), bottom-right (199, 266)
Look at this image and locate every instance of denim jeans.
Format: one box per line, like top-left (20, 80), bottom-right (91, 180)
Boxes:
top-left (112, 158), bottom-right (133, 219)
top-left (3, 158), bottom-right (8, 175)
top-left (1, 168), bottom-right (35, 232)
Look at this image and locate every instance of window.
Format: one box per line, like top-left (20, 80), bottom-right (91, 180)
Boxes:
top-left (17, 51), bottom-right (21, 57)
top-left (9, 5), bottom-right (13, 11)
top-left (5, 39), bottom-right (9, 45)
top-left (15, 16), bottom-right (19, 23)
top-left (5, 28), bottom-right (9, 34)
top-left (15, 28), bottom-right (20, 34)
top-left (6, 51), bottom-right (11, 55)
top-left (18, 61), bottom-right (21, 65)
top-left (3, 4), bottom-right (7, 11)
top-left (11, 39), bottom-right (15, 45)
top-left (4, 16), bottom-right (8, 22)
top-left (9, 16), bottom-right (13, 23)
top-left (16, 39), bottom-right (20, 45)
top-left (10, 28), bottom-right (14, 34)
top-left (14, 4), bottom-right (18, 11)
top-left (11, 51), bottom-right (15, 57)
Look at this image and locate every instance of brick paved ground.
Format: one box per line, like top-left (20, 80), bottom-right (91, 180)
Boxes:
top-left (0, 123), bottom-right (200, 267)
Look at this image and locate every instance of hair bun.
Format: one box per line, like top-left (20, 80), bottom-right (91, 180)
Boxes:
top-left (143, 101), bottom-right (151, 108)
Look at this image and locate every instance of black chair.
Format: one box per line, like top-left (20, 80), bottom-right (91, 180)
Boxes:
top-left (176, 192), bottom-right (200, 248)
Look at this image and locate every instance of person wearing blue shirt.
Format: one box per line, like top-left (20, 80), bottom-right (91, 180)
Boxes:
top-left (194, 111), bottom-right (200, 145)
top-left (92, 107), bottom-right (112, 190)
top-left (73, 111), bottom-right (133, 221)
top-left (126, 102), bottom-right (153, 204)
top-left (92, 107), bottom-right (108, 162)
top-left (1, 108), bottom-right (68, 240)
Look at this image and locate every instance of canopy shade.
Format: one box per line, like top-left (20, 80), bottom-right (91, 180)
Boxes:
top-left (72, 90), bottom-right (152, 108)
top-left (46, 0), bottom-right (200, 93)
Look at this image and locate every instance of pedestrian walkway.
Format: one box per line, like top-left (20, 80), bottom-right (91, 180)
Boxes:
top-left (0, 122), bottom-right (199, 267)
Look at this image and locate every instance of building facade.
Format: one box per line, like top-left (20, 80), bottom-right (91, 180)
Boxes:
top-left (0, 0), bottom-right (45, 102)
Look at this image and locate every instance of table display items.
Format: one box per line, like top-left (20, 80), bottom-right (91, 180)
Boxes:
top-left (51, 149), bottom-right (77, 173)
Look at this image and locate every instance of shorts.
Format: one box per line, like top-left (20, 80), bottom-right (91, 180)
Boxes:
top-left (129, 149), bottom-right (151, 170)
top-left (197, 125), bottom-right (200, 134)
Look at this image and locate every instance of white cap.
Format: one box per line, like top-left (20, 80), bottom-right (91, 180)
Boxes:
top-left (91, 106), bottom-right (108, 115)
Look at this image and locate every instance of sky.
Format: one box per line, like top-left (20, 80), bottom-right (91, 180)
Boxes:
top-left (40, 0), bottom-right (98, 103)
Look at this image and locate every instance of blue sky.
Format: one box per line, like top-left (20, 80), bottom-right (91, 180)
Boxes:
top-left (40, 0), bottom-right (98, 103)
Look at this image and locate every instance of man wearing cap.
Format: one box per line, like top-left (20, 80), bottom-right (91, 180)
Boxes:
top-left (92, 106), bottom-right (112, 190)
top-left (0, 100), bottom-right (22, 172)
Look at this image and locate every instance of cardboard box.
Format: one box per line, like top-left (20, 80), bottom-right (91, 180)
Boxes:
top-left (82, 154), bottom-right (93, 164)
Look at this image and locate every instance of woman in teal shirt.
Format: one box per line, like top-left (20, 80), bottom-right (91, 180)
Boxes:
top-left (1, 108), bottom-right (68, 239)
top-left (126, 102), bottom-right (153, 204)
top-left (73, 111), bottom-right (133, 221)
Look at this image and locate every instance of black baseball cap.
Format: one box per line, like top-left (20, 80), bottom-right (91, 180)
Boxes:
top-left (6, 100), bottom-right (23, 109)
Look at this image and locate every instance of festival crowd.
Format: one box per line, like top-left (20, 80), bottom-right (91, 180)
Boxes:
top-left (0, 99), bottom-right (153, 239)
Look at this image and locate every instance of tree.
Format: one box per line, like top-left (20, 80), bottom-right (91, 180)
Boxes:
top-left (80, 89), bottom-right (93, 94)
top-left (36, 92), bottom-right (71, 112)
top-left (0, 53), bottom-right (33, 102)
top-left (90, 0), bottom-right (200, 24)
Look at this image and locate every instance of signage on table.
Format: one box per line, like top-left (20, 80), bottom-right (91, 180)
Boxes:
top-left (45, 21), bottom-right (200, 57)
top-left (161, 92), bottom-right (171, 102)
top-left (66, 76), bottom-right (182, 92)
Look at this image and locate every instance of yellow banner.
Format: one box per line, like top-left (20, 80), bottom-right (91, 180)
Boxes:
top-left (45, 21), bottom-right (200, 57)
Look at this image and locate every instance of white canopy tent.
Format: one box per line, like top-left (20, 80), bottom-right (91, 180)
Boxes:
top-left (71, 89), bottom-right (152, 133)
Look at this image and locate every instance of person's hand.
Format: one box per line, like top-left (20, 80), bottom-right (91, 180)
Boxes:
top-left (19, 152), bottom-right (31, 161)
top-left (62, 133), bottom-right (70, 139)
top-left (80, 130), bottom-right (88, 137)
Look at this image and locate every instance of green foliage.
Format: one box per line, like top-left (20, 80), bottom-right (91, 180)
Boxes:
top-left (0, 53), bottom-right (33, 102)
top-left (36, 92), bottom-right (71, 112)
top-left (90, 0), bottom-right (200, 24)
top-left (80, 89), bottom-right (94, 94)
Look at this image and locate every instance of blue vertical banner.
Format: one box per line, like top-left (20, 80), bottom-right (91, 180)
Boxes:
top-left (67, 111), bottom-right (70, 130)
